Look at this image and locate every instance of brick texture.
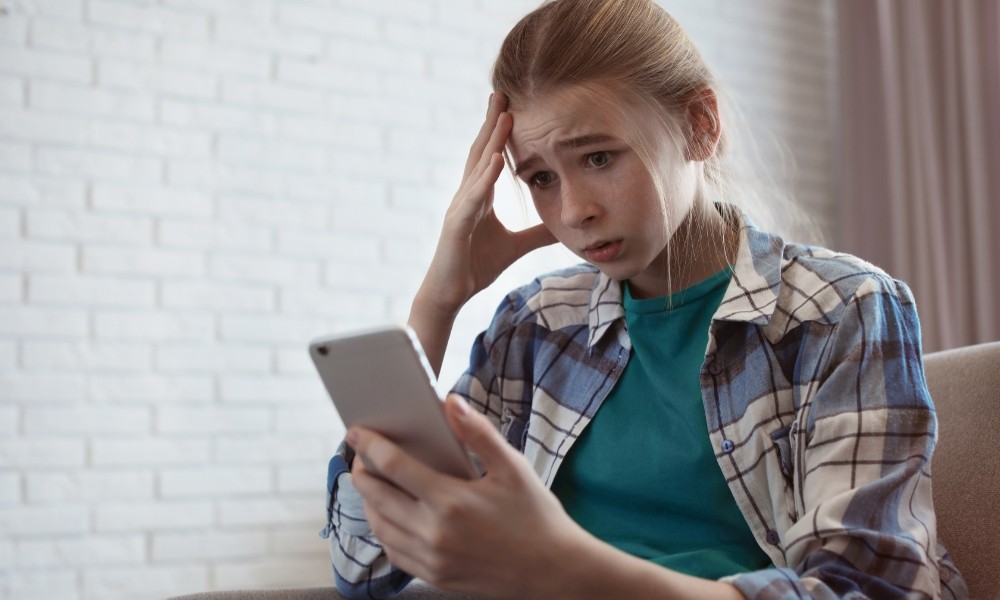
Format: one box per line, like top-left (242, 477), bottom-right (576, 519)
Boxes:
top-left (0, 0), bottom-right (836, 598)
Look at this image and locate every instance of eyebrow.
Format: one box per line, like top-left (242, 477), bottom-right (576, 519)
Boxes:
top-left (512, 133), bottom-right (618, 177)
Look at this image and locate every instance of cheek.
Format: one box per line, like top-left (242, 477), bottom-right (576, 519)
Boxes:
top-left (531, 196), bottom-right (579, 249)
top-left (613, 170), bottom-right (664, 221)
top-left (628, 164), bottom-right (690, 228)
top-left (531, 196), bottom-right (559, 229)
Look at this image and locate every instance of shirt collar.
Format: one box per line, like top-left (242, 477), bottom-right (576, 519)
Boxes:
top-left (584, 207), bottom-right (786, 349)
top-left (713, 212), bottom-right (785, 326)
top-left (587, 271), bottom-right (625, 348)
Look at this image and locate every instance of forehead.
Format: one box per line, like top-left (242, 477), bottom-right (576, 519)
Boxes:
top-left (507, 85), bottom-right (631, 156)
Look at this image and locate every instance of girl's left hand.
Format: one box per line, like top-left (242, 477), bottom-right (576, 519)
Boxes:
top-left (347, 395), bottom-right (586, 599)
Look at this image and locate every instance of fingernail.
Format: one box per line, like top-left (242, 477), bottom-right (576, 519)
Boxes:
top-left (488, 92), bottom-right (494, 107)
top-left (346, 428), bottom-right (359, 446)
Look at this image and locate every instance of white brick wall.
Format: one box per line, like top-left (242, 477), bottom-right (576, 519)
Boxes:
top-left (0, 1), bottom-right (836, 598)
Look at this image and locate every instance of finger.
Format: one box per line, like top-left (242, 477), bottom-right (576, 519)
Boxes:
top-left (455, 152), bottom-right (505, 218)
top-left (451, 110), bottom-right (512, 218)
top-left (363, 509), bottom-right (435, 583)
top-left (351, 457), bottom-right (416, 505)
top-left (352, 457), bottom-right (451, 576)
top-left (347, 426), bottom-right (454, 500)
top-left (462, 113), bottom-right (512, 190)
top-left (360, 497), bottom-right (436, 576)
top-left (463, 92), bottom-right (508, 178)
top-left (353, 468), bottom-right (427, 545)
top-left (443, 395), bottom-right (517, 475)
top-left (475, 112), bottom-right (513, 179)
top-left (459, 114), bottom-right (511, 201)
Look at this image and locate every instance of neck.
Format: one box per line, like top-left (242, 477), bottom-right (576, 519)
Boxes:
top-left (627, 201), bottom-right (737, 299)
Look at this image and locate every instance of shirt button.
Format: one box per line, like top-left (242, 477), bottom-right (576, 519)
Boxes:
top-left (707, 360), bottom-right (722, 375)
top-left (765, 530), bottom-right (781, 545)
top-left (721, 439), bottom-right (735, 453)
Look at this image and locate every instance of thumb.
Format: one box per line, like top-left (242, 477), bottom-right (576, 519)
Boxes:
top-left (444, 394), bottom-right (515, 475)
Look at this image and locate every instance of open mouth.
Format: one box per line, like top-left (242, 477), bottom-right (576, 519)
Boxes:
top-left (583, 239), bottom-right (623, 262)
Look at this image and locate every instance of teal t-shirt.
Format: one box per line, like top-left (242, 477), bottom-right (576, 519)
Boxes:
top-left (550, 268), bottom-right (771, 579)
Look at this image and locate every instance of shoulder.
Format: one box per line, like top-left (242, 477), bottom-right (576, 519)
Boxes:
top-left (462, 263), bottom-right (607, 397)
top-left (723, 215), bottom-right (917, 332)
top-left (493, 263), bottom-right (601, 330)
top-left (774, 241), bottom-right (916, 328)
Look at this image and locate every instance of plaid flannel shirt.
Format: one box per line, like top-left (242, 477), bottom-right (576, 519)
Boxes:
top-left (323, 214), bottom-right (967, 599)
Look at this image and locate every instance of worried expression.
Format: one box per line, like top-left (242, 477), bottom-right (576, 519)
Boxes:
top-left (507, 85), bottom-right (704, 296)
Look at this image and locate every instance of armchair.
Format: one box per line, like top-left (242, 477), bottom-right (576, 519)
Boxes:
top-left (170, 341), bottom-right (1000, 600)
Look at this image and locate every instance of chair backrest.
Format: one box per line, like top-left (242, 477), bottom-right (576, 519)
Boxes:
top-left (923, 341), bottom-right (1000, 600)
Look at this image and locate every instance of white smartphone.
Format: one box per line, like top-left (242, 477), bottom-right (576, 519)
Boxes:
top-left (309, 325), bottom-right (480, 480)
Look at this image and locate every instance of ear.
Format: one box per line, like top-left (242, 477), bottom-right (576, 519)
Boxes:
top-left (684, 87), bottom-right (721, 162)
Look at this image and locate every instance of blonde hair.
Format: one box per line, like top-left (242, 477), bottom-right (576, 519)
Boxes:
top-left (492, 0), bottom-right (812, 246)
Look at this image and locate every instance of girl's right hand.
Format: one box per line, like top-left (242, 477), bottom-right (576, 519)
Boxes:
top-left (416, 92), bottom-right (556, 316)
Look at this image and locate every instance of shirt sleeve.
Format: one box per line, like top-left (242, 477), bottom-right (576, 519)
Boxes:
top-left (451, 291), bottom-right (527, 448)
top-left (321, 441), bottom-right (413, 599)
top-left (726, 277), bottom-right (968, 599)
top-left (320, 289), bottom-right (530, 599)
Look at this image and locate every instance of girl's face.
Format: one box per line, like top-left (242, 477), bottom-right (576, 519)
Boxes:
top-left (507, 85), bottom-right (703, 298)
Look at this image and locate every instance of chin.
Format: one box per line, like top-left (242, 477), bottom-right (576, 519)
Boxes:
top-left (588, 261), bottom-right (640, 283)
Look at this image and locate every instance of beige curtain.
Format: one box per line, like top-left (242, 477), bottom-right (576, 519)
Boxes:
top-left (836, 0), bottom-right (1000, 352)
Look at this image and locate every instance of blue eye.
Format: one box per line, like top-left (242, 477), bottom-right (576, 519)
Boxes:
top-left (586, 151), bottom-right (611, 168)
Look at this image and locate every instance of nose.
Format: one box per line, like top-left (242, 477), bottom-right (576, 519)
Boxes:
top-left (560, 179), bottom-right (601, 229)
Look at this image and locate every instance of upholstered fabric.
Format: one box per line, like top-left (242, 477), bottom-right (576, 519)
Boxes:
top-left (167, 581), bottom-right (479, 600)
top-left (168, 341), bottom-right (999, 600)
top-left (168, 589), bottom-right (345, 600)
top-left (924, 341), bottom-right (1000, 600)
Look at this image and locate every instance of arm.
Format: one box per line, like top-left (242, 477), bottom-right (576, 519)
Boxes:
top-left (323, 442), bottom-right (412, 599)
top-left (346, 280), bottom-right (743, 599)
top-left (323, 93), bottom-right (554, 598)
top-left (727, 277), bottom-right (967, 599)
top-left (407, 92), bottom-right (554, 376)
top-left (348, 395), bottom-right (744, 600)
top-left (347, 277), bottom-right (966, 600)
top-left (325, 289), bottom-right (522, 599)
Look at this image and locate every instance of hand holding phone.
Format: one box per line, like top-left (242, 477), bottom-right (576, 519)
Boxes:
top-left (309, 325), bottom-right (480, 480)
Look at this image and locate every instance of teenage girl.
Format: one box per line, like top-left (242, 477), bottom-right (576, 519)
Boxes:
top-left (322, 1), bottom-right (967, 598)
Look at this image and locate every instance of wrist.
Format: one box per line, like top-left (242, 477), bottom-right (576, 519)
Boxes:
top-left (410, 287), bottom-right (463, 322)
top-left (540, 528), bottom-right (745, 600)
top-left (522, 520), bottom-right (606, 599)
top-left (407, 290), bottom-right (462, 377)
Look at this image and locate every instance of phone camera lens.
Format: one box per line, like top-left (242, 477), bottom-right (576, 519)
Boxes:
top-left (317, 346), bottom-right (328, 356)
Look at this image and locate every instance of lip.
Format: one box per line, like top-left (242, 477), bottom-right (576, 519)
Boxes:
top-left (583, 239), bottom-right (623, 263)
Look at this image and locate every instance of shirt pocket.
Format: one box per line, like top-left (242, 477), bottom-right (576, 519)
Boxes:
top-left (770, 425), bottom-right (795, 480)
top-left (770, 423), bottom-right (799, 521)
top-left (499, 407), bottom-right (528, 451)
